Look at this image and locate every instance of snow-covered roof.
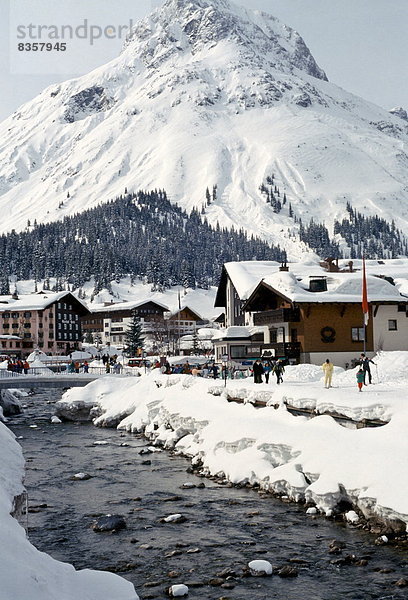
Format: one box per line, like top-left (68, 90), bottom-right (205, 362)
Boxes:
top-left (0, 291), bottom-right (88, 312)
top-left (255, 270), bottom-right (406, 304)
top-left (212, 326), bottom-right (265, 341)
top-left (167, 305), bottom-right (204, 321)
top-left (220, 258), bottom-right (408, 306)
top-left (0, 334), bottom-right (21, 340)
top-left (90, 298), bottom-right (169, 314)
top-left (224, 261), bottom-right (280, 300)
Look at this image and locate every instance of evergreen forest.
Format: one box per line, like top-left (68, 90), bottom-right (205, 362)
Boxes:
top-left (0, 190), bottom-right (286, 294)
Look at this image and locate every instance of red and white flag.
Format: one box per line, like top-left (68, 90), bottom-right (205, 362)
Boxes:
top-left (362, 257), bottom-right (369, 326)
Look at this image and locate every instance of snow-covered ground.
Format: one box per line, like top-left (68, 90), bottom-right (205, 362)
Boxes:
top-left (0, 422), bottom-right (138, 599)
top-left (1, 351), bottom-right (407, 597)
top-left (56, 351), bottom-right (408, 534)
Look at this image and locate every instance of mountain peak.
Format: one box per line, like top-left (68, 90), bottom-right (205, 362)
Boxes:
top-left (125, 0), bottom-right (328, 82)
top-left (0, 0), bottom-right (407, 250)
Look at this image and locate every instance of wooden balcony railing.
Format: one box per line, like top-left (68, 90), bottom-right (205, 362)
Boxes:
top-left (253, 308), bottom-right (300, 326)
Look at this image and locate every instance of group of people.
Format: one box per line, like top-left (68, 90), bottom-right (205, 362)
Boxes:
top-left (322, 353), bottom-right (376, 391)
top-left (252, 359), bottom-right (285, 384)
top-left (6, 358), bottom-right (30, 374)
top-left (158, 361), bottom-right (222, 378)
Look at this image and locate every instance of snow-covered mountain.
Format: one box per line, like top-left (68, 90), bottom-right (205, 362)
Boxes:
top-left (1, 0), bottom-right (408, 258)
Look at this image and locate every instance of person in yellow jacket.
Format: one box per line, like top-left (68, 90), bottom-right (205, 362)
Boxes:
top-left (322, 358), bottom-right (334, 388)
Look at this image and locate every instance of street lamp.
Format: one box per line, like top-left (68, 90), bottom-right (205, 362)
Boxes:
top-left (221, 353), bottom-right (229, 387)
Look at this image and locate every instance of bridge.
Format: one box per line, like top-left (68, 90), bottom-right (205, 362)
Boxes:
top-left (0, 368), bottom-right (138, 390)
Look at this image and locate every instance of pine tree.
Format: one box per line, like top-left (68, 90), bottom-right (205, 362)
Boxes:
top-left (192, 329), bottom-right (200, 354)
top-left (124, 312), bottom-right (145, 356)
top-left (205, 187), bottom-right (211, 205)
top-left (0, 274), bottom-right (10, 295)
top-left (84, 331), bottom-right (94, 344)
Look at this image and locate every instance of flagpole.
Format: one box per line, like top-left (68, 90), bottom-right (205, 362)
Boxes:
top-left (362, 256), bottom-right (369, 355)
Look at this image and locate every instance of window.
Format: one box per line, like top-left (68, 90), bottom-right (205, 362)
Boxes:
top-left (3, 323), bottom-right (9, 329)
top-left (23, 312), bottom-right (32, 318)
top-left (12, 323), bottom-right (19, 329)
top-left (230, 345), bottom-right (246, 358)
top-left (2, 313), bottom-right (10, 319)
top-left (24, 323), bottom-right (31, 328)
top-left (398, 304), bottom-right (406, 312)
top-left (11, 313), bottom-right (19, 319)
top-left (39, 322), bottom-right (43, 328)
top-left (388, 320), bottom-right (397, 331)
top-left (351, 327), bottom-right (365, 342)
top-left (23, 333), bottom-right (31, 339)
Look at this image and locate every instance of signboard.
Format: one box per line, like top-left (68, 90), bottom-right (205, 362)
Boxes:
top-left (262, 349), bottom-right (275, 357)
top-left (246, 346), bottom-right (261, 355)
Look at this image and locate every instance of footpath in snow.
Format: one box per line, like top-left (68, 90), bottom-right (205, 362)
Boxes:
top-left (56, 351), bottom-right (408, 535)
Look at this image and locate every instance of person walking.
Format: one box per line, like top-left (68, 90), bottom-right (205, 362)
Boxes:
top-left (253, 359), bottom-right (264, 384)
top-left (273, 359), bottom-right (285, 384)
top-left (263, 360), bottom-right (272, 383)
top-left (359, 353), bottom-right (376, 385)
top-left (322, 358), bottom-right (334, 388)
top-left (356, 368), bottom-right (365, 392)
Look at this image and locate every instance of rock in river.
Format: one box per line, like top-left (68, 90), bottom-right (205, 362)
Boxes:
top-left (92, 514), bottom-right (127, 532)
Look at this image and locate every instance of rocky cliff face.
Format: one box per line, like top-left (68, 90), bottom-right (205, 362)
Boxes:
top-left (0, 0), bottom-right (407, 257)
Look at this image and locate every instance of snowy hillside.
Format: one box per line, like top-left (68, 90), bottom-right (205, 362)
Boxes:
top-left (1, 0), bottom-right (408, 256)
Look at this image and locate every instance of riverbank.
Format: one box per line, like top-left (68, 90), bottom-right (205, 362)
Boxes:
top-left (56, 352), bottom-right (408, 537)
top-left (0, 415), bottom-right (138, 599)
top-left (11, 389), bottom-right (408, 599)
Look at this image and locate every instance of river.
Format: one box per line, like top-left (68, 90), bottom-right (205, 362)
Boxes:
top-left (8, 389), bottom-right (408, 600)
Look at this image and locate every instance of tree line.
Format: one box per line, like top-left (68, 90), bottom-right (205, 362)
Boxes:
top-left (0, 190), bottom-right (286, 295)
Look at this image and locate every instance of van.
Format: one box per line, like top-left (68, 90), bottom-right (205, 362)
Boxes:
top-left (127, 358), bottom-right (150, 368)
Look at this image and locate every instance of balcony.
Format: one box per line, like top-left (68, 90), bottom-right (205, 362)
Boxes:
top-left (253, 308), bottom-right (300, 326)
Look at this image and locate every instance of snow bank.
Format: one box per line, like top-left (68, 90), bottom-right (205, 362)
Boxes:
top-left (57, 352), bottom-right (408, 532)
top-left (0, 422), bottom-right (138, 600)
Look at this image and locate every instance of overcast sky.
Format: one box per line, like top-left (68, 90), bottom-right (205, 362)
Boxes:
top-left (1, 0), bottom-right (407, 121)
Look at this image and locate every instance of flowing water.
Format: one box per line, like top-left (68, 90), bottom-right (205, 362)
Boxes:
top-left (8, 390), bottom-right (408, 600)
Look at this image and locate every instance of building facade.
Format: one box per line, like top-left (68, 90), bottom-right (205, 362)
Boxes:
top-left (82, 300), bottom-right (169, 347)
top-left (215, 260), bottom-right (408, 367)
top-left (0, 292), bottom-right (88, 356)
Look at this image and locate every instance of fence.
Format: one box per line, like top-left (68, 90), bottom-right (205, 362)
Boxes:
top-left (0, 366), bottom-right (140, 378)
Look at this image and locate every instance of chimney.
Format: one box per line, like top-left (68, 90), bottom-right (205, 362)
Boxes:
top-left (309, 276), bottom-right (327, 292)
